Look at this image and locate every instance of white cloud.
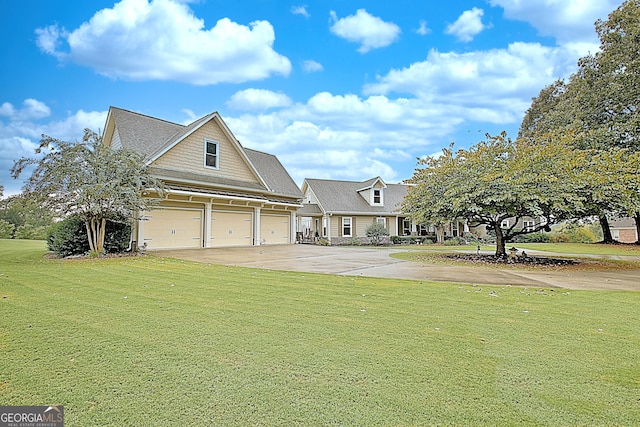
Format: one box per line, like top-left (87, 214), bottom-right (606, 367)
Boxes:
top-left (329, 9), bottom-right (401, 53)
top-left (0, 99), bottom-right (51, 121)
top-left (489, 0), bottom-right (621, 45)
top-left (35, 0), bottom-right (291, 85)
top-left (0, 100), bottom-right (107, 195)
top-left (291, 5), bottom-right (310, 18)
top-left (301, 60), bottom-right (323, 73)
top-left (445, 7), bottom-right (488, 42)
top-left (363, 42), bottom-right (582, 124)
top-left (227, 89), bottom-right (293, 111)
top-left (417, 20), bottom-right (431, 36)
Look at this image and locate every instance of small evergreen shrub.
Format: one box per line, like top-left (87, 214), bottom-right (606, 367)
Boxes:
top-left (47, 214), bottom-right (132, 257)
top-left (365, 223), bottom-right (390, 246)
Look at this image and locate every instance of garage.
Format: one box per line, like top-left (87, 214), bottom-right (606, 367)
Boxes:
top-left (260, 214), bottom-right (290, 245)
top-left (211, 210), bottom-right (253, 247)
top-left (141, 208), bottom-right (203, 249)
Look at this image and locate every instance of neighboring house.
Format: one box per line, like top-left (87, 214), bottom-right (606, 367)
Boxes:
top-left (297, 177), bottom-right (421, 244)
top-left (102, 107), bottom-right (302, 250)
top-left (610, 217), bottom-right (639, 243)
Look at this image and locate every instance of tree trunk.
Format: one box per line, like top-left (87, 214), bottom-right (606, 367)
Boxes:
top-left (85, 221), bottom-right (96, 252)
top-left (86, 217), bottom-right (106, 254)
top-left (494, 225), bottom-right (506, 257)
top-left (634, 212), bottom-right (640, 245)
top-left (599, 215), bottom-right (614, 243)
top-left (435, 225), bottom-right (445, 244)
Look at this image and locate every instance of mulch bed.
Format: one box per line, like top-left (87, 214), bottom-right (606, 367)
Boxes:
top-left (441, 253), bottom-right (578, 267)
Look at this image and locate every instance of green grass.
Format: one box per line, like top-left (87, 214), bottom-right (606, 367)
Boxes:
top-left (1, 239), bottom-right (639, 426)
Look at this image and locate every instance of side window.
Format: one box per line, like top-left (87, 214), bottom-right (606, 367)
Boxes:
top-left (205, 139), bottom-right (219, 169)
top-left (342, 217), bottom-right (352, 237)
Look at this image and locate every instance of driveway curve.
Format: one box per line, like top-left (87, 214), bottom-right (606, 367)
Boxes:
top-left (158, 245), bottom-right (640, 291)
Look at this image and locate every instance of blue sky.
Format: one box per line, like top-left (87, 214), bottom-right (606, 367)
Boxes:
top-left (0, 0), bottom-right (624, 196)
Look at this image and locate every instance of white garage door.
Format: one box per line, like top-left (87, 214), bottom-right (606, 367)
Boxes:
top-left (260, 214), bottom-right (290, 245)
top-left (142, 208), bottom-right (203, 249)
top-left (211, 211), bottom-right (253, 247)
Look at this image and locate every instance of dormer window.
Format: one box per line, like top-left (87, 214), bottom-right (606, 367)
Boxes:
top-left (204, 139), bottom-right (219, 169)
top-left (372, 188), bottom-right (383, 205)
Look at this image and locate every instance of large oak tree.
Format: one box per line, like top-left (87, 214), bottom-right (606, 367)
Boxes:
top-left (519, 0), bottom-right (640, 242)
top-left (403, 133), bottom-right (589, 257)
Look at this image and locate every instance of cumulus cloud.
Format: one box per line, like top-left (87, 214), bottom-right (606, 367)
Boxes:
top-left (0, 100), bottom-right (107, 195)
top-left (417, 20), bottom-right (431, 36)
top-left (329, 9), bottom-right (401, 53)
top-left (363, 42), bottom-right (585, 124)
top-left (301, 59), bottom-right (323, 73)
top-left (0, 99), bottom-right (51, 121)
top-left (226, 89), bottom-right (293, 111)
top-left (35, 0), bottom-right (291, 85)
top-left (445, 7), bottom-right (488, 42)
top-left (291, 5), bottom-right (310, 18)
top-left (489, 0), bottom-right (620, 45)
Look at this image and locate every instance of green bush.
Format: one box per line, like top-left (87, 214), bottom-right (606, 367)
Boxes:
top-left (391, 235), bottom-right (436, 244)
top-left (47, 214), bottom-right (132, 257)
top-left (443, 236), bottom-right (467, 245)
top-left (365, 223), bottom-right (390, 246)
top-left (0, 219), bottom-right (15, 239)
top-left (14, 224), bottom-right (48, 240)
top-left (512, 232), bottom-right (551, 243)
top-left (550, 223), bottom-right (599, 243)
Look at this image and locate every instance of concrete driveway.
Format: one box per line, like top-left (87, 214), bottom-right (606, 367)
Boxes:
top-left (158, 245), bottom-right (640, 291)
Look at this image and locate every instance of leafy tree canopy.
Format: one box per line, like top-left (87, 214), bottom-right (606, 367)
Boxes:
top-left (11, 129), bottom-right (163, 254)
top-left (403, 133), bottom-right (590, 256)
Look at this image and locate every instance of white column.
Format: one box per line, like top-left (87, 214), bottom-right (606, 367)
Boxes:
top-left (204, 203), bottom-right (212, 248)
top-left (254, 207), bottom-right (261, 245)
top-left (290, 210), bottom-right (296, 244)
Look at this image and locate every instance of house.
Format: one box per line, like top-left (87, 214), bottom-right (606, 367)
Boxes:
top-left (610, 217), bottom-right (639, 243)
top-left (102, 107), bottom-right (302, 250)
top-left (297, 177), bottom-right (423, 244)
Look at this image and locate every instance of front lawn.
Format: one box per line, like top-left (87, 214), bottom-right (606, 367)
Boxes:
top-left (1, 240), bottom-right (639, 426)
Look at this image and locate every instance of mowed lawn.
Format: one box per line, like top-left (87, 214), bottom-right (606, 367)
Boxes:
top-left (1, 240), bottom-right (639, 426)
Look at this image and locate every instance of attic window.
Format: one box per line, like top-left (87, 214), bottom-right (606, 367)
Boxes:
top-left (204, 139), bottom-right (219, 169)
top-left (373, 188), bottom-right (382, 205)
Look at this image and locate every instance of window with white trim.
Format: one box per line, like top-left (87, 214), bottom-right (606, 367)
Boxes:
top-left (501, 219), bottom-right (510, 228)
top-left (204, 139), bottom-right (219, 169)
top-left (373, 188), bottom-right (382, 205)
top-left (322, 217), bottom-right (328, 237)
top-left (376, 217), bottom-right (386, 227)
top-left (523, 220), bottom-right (535, 232)
top-left (342, 217), bottom-right (352, 237)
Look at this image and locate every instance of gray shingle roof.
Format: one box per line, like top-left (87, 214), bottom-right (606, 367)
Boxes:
top-left (109, 107), bottom-right (183, 159)
top-left (245, 148), bottom-right (303, 198)
top-left (305, 178), bottom-right (408, 214)
top-left (106, 107), bottom-right (302, 200)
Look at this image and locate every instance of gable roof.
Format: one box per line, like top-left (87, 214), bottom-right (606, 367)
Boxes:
top-left (303, 177), bottom-right (408, 215)
top-left (103, 107), bottom-right (302, 200)
top-left (245, 148), bottom-right (302, 198)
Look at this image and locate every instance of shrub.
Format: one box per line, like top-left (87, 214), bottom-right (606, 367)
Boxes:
top-left (14, 224), bottom-right (48, 240)
top-left (365, 223), bottom-right (390, 246)
top-left (47, 214), bottom-right (132, 257)
top-left (443, 236), bottom-right (467, 246)
top-left (512, 232), bottom-right (551, 243)
top-left (0, 219), bottom-right (15, 239)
